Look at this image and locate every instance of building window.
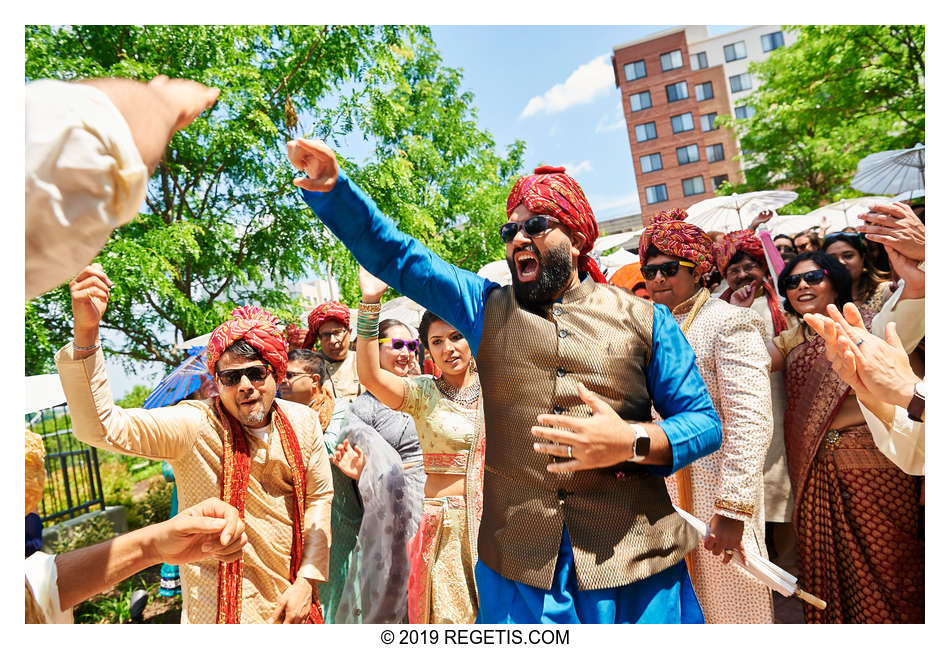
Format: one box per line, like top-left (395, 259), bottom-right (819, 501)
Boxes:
top-left (629, 90), bottom-right (652, 112)
top-left (682, 176), bottom-right (705, 197)
top-left (700, 112), bottom-right (719, 132)
top-left (735, 104), bottom-right (755, 119)
top-left (671, 112), bottom-right (694, 134)
top-left (712, 174), bottom-right (729, 189)
top-left (677, 144), bottom-right (700, 165)
top-left (723, 41), bottom-right (747, 62)
top-left (706, 143), bottom-right (725, 162)
top-left (635, 121), bottom-right (658, 142)
top-left (660, 50), bottom-right (683, 72)
top-left (730, 73), bottom-right (753, 93)
top-left (645, 184), bottom-right (668, 205)
top-left (666, 81), bottom-right (689, 103)
top-left (761, 31), bottom-right (785, 52)
top-left (695, 81), bottom-right (714, 102)
top-left (640, 152), bottom-right (663, 174)
top-left (690, 52), bottom-right (708, 70)
top-left (624, 59), bottom-right (647, 82)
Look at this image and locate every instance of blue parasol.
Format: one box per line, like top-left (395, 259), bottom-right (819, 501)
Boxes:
top-left (143, 346), bottom-right (210, 409)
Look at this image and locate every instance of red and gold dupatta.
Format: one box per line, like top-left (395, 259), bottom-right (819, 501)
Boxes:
top-left (214, 400), bottom-right (324, 624)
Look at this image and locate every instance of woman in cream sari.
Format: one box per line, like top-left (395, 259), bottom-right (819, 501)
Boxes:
top-left (355, 267), bottom-right (484, 624)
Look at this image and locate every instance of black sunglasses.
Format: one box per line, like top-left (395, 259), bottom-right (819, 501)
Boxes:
top-left (642, 260), bottom-right (696, 280)
top-left (499, 215), bottom-right (556, 243)
top-left (781, 269), bottom-right (827, 292)
top-left (283, 371), bottom-right (310, 381)
top-left (216, 364), bottom-right (271, 387)
top-left (379, 337), bottom-right (420, 352)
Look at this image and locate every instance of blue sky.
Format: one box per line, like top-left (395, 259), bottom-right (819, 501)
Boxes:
top-left (106, 24), bottom-right (746, 397)
top-left (426, 25), bottom-right (745, 222)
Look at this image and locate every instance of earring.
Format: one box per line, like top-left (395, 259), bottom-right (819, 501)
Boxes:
top-left (469, 357), bottom-right (478, 374)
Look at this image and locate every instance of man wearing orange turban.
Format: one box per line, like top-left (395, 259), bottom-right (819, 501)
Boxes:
top-left (291, 139), bottom-right (722, 624)
top-left (55, 265), bottom-right (333, 624)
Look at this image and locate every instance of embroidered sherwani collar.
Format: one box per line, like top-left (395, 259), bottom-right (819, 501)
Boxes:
top-left (671, 287), bottom-right (708, 317)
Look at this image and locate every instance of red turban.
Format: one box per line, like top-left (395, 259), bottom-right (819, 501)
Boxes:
top-left (714, 230), bottom-right (789, 336)
top-left (506, 165), bottom-right (606, 283)
top-left (713, 230), bottom-right (767, 276)
top-left (303, 301), bottom-right (350, 350)
top-left (207, 305), bottom-right (289, 383)
top-left (638, 208), bottom-right (714, 276)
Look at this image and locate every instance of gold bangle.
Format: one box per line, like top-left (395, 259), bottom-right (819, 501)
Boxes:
top-left (358, 301), bottom-right (382, 313)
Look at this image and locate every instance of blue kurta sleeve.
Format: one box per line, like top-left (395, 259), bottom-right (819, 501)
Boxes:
top-left (646, 304), bottom-right (722, 475)
top-left (299, 169), bottom-right (496, 355)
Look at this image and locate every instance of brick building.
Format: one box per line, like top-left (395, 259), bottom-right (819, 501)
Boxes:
top-left (612, 26), bottom-right (795, 226)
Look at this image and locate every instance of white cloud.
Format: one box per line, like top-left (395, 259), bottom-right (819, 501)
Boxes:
top-left (564, 161), bottom-right (593, 176)
top-left (520, 54), bottom-right (614, 118)
top-left (595, 105), bottom-right (626, 133)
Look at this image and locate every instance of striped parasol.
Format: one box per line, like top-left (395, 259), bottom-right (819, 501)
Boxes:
top-left (143, 346), bottom-right (211, 409)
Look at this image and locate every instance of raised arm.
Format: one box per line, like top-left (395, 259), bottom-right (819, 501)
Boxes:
top-left (287, 138), bottom-right (495, 355)
top-left (354, 266), bottom-right (408, 410)
top-left (55, 265), bottom-right (202, 461)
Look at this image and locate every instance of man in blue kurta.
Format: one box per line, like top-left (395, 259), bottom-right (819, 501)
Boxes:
top-left (287, 139), bottom-right (722, 624)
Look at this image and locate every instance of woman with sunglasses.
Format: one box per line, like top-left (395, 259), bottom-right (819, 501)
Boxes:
top-left (767, 252), bottom-right (923, 623)
top-left (355, 266), bottom-right (483, 624)
top-left (330, 314), bottom-right (427, 623)
top-left (821, 232), bottom-right (890, 312)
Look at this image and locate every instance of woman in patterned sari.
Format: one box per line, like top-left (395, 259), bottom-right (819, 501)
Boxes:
top-left (356, 267), bottom-right (484, 624)
top-left (766, 251), bottom-right (923, 623)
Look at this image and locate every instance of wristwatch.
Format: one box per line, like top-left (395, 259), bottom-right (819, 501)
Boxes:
top-left (628, 423), bottom-right (651, 462)
top-left (907, 380), bottom-right (925, 423)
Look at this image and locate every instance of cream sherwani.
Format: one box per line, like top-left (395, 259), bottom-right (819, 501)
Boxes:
top-left (54, 344), bottom-right (333, 624)
top-left (749, 294), bottom-right (794, 523)
top-left (663, 290), bottom-right (775, 624)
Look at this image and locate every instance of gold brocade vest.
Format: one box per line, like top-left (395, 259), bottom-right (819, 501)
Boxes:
top-left (476, 279), bottom-right (698, 591)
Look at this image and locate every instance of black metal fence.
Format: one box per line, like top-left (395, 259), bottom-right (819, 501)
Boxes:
top-left (27, 403), bottom-right (105, 524)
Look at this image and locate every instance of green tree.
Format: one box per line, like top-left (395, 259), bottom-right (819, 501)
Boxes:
top-left (718, 25), bottom-right (924, 213)
top-left (115, 384), bottom-right (152, 409)
top-left (25, 26), bottom-right (523, 372)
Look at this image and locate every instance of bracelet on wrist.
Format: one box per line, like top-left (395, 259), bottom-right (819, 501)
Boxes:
top-left (73, 339), bottom-right (101, 351)
top-left (358, 300), bottom-right (382, 313)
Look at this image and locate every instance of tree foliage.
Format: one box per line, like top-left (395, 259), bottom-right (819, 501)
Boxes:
top-left (717, 25), bottom-right (924, 213)
top-left (25, 26), bottom-right (524, 375)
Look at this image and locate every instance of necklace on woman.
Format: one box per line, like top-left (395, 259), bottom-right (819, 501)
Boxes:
top-left (435, 375), bottom-right (480, 408)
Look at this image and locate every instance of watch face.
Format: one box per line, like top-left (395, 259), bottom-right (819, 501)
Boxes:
top-left (634, 435), bottom-right (651, 457)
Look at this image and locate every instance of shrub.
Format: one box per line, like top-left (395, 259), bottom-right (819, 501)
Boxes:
top-left (48, 515), bottom-right (116, 554)
top-left (133, 481), bottom-right (174, 529)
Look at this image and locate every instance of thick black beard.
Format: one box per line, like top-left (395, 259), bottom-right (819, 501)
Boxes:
top-left (508, 242), bottom-right (573, 310)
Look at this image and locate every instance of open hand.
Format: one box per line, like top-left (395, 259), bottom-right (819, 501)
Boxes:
top-left (531, 383), bottom-right (634, 473)
top-left (152, 497), bottom-right (246, 565)
top-left (287, 138), bottom-right (339, 192)
top-left (331, 440), bottom-right (366, 480)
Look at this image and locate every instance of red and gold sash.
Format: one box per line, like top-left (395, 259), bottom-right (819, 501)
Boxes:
top-left (214, 400), bottom-right (324, 624)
